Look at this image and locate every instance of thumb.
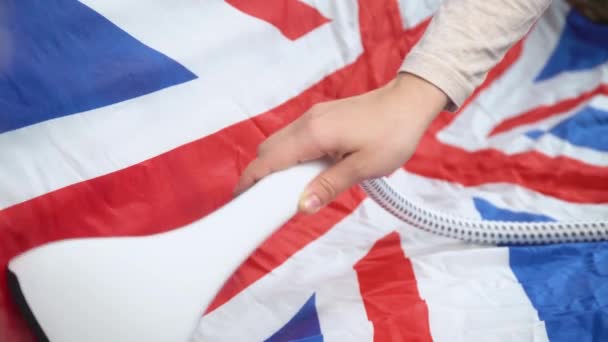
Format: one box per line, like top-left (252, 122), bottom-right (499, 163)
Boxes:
top-left (298, 154), bottom-right (366, 214)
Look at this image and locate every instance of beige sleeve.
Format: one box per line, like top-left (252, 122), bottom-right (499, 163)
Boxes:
top-left (400, 0), bottom-right (552, 111)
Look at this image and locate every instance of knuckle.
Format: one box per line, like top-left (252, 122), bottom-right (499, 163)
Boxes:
top-left (256, 141), bottom-right (269, 157)
top-left (308, 103), bottom-right (327, 117)
top-left (249, 163), bottom-right (271, 184)
top-left (316, 175), bottom-right (337, 199)
top-left (304, 114), bottom-right (341, 154)
top-left (303, 116), bottom-right (330, 150)
top-left (304, 114), bottom-right (324, 134)
top-left (255, 159), bottom-right (273, 176)
top-left (350, 161), bottom-right (369, 180)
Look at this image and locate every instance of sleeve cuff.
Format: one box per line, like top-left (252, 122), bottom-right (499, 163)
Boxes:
top-left (399, 51), bottom-right (474, 112)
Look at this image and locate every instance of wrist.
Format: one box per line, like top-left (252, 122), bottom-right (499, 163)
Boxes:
top-left (389, 72), bottom-right (449, 122)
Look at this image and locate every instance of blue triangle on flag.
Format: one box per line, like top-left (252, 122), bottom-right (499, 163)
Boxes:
top-left (479, 193), bottom-right (608, 342)
top-left (510, 242), bottom-right (608, 342)
top-left (535, 9), bottom-right (608, 82)
top-left (473, 197), bottom-right (555, 222)
top-left (265, 293), bottom-right (323, 342)
top-left (0, 0), bottom-right (197, 133)
top-left (548, 105), bottom-right (608, 152)
top-left (525, 129), bottom-right (546, 140)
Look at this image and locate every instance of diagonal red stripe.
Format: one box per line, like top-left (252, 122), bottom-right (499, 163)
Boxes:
top-left (489, 84), bottom-right (608, 136)
top-left (205, 188), bottom-right (365, 313)
top-left (206, 0), bottom-right (427, 313)
top-left (0, 0), bottom-right (426, 340)
top-left (425, 39), bottom-right (526, 137)
top-left (226, 0), bottom-right (330, 40)
top-left (407, 142), bottom-right (608, 203)
top-left (354, 231), bottom-right (432, 342)
top-left (407, 39), bottom-right (608, 204)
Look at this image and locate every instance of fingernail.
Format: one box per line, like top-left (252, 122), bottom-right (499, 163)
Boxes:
top-left (299, 193), bottom-right (321, 214)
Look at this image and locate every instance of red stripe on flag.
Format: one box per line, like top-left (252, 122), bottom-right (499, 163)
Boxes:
top-left (407, 40), bottom-right (608, 204)
top-left (407, 141), bottom-right (608, 203)
top-left (0, 0), bottom-right (427, 340)
top-left (489, 84), bottom-right (608, 136)
top-left (409, 130), bottom-right (608, 205)
top-left (425, 39), bottom-right (526, 138)
top-left (225, 0), bottom-right (330, 40)
top-left (354, 232), bottom-right (432, 342)
top-left (206, 0), bottom-right (428, 313)
top-left (206, 189), bottom-right (365, 313)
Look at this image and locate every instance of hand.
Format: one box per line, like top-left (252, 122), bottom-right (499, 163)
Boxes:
top-left (234, 73), bottom-right (449, 214)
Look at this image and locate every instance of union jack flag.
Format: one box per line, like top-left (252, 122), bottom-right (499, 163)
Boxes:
top-left (0, 0), bottom-right (606, 341)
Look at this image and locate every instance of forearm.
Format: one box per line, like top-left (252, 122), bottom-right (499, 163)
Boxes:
top-left (401, 0), bottom-right (552, 111)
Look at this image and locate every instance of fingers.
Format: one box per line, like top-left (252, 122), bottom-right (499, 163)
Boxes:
top-left (233, 122), bottom-right (323, 195)
top-left (298, 152), bottom-right (368, 214)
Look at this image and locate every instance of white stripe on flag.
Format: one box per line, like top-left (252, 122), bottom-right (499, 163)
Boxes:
top-left (356, 176), bottom-right (550, 341)
top-left (192, 202), bottom-right (381, 341)
top-left (398, 0), bottom-right (442, 28)
top-left (487, 96), bottom-right (608, 165)
top-left (390, 170), bottom-right (608, 220)
top-left (194, 168), bottom-right (554, 341)
top-left (0, 0), bottom-right (363, 209)
top-left (315, 271), bottom-right (375, 342)
top-left (409, 244), bottom-right (549, 341)
top-left (437, 0), bottom-right (608, 159)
